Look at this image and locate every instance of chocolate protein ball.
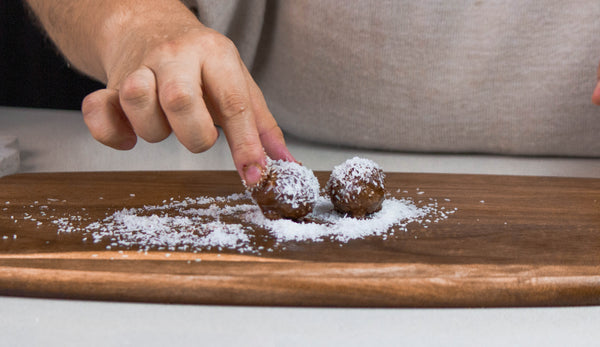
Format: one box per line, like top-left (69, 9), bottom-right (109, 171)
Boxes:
top-left (326, 157), bottom-right (386, 218)
top-left (251, 160), bottom-right (320, 220)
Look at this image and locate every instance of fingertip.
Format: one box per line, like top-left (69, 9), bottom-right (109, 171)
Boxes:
top-left (259, 125), bottom-right (296, 162)
top-left (242, 163), bottom-right (265, 188)
top-left (81, 89), bottom-right (108, 117)
top-left (276, 146), bottom-right (296, 163)
top-left (267, 144), bottom-right (296, 163)
top-left (236, 148), bottom-right (268, 187)
top-left (81, 88), bottom-right (137, 150)
top-left (116, 135), bottom-right (138, 150)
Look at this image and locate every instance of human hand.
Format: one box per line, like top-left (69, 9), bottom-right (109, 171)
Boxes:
top-left (593, 60), bottom-right (600, 105)
top-left (81, 9), bottom-right (294, 186)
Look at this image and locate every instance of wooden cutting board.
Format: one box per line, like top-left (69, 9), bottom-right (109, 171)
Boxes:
top-left (0, 171), bottom-right (599, 307)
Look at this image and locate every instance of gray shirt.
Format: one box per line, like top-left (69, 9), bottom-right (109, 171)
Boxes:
top-left (186, 0), bottom-right (600, 157)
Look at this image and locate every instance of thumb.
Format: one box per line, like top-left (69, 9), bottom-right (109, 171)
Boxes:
top-left (593, 81), bottom-right (600, 105)
top-left (82, 88), bottom-right (137, 150)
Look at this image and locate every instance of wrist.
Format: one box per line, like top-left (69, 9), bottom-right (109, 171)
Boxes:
top-left (96, 6), bottom-right (135, 84)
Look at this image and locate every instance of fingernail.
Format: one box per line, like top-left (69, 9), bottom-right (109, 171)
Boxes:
top-left (243, 164), bottom-right (264, 187)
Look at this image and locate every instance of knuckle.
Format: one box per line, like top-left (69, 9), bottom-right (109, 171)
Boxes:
top-left (151, 36), bottom-right (185, 57)
top-left (91, 124), bottom-right (119, 146)
top-left (230, 141), bottom-right (251, 157)
top-left (81, 92), bottom-right (103, 116)
top-left (185, 131), bottom-right (218, 153)
top-left (202, 32), bottom-right (238, 56)
top-left (217, 37), bottom-right (239, 57)
top-left (261, 124), bottom-right (284, 139)
top-left (141, 128), bottom-right (171, 144)
top-left (120, 77), bottom-right (152, 107)
top-left (160, 81), bottom-right (195, 114)
top-left (186, 142), bottom-right (210, 154)
top-left (220, 93), bottom-right (248, 120)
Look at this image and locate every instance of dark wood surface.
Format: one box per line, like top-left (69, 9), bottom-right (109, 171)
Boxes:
top-left (0, 171), bottom-right (599, 307)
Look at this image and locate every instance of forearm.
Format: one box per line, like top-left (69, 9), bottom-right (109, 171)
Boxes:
top-left (25, 0), bottom-right (198, 83)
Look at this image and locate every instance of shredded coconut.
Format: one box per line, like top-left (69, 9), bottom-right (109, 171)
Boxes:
top-left (22, 189), bottom-right (454, 254)
top-left (327, 157), bottom-right (384, 199)
top-left (3, 183), bottom-right (456, 255)
top-left (258, 160), bottom-right (320, 208)
top-left (250, 196), bottom-right (426, 243)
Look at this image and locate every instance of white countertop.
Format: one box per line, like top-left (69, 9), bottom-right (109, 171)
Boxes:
top-left (1, 106), bottom-right (599, 347)
top-left (1, 107), bottom-right (600, 177)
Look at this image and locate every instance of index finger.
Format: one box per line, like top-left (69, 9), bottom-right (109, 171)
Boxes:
top-left (243, 70), bottom-right (295, 163)
top-left (201, 47), bottom-right (269, 186)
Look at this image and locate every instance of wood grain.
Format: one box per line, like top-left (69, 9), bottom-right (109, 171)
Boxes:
top-left (0, 171), bottom-right (599, 307)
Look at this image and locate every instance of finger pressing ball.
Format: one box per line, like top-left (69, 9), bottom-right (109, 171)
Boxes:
top-left (251, 160), bottom-right (320, 220)
top-left (326, 157), bottom-right (386, 218)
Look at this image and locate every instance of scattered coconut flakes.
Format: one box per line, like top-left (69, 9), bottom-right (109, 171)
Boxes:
top-left (326, 157), bottom-right (384, 196)
top-left (46, 189), bottom-right (455, 254)
top-left (249, 196), bottom-right (426, 243)
top-left (13, 185), bottom-right (457, 255)
top-left (257, 160), bottom-right (320, 209)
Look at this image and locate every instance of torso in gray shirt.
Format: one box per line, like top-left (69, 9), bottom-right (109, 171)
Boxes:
top-left (186, 0), bottom-right (600, 157)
